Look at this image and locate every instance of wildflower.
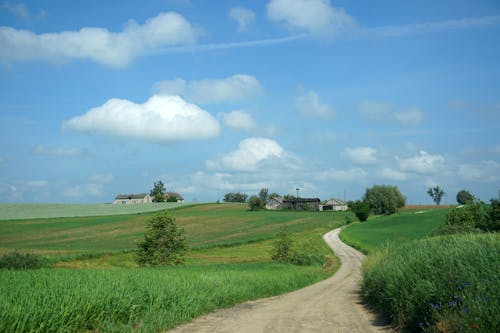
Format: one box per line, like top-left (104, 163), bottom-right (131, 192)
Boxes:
top-left (429, 303), bottom-right (441, 310)
top-left (453, 294), bottom-right (462, 302)
top-left (463, 307), bottom-right (469, 313)
top-left (483, 296), bottom-right (489, 302)
top-left (448, 300), bottom-right (457, 307)
top-left (471, 322), bottom-right (478, 330)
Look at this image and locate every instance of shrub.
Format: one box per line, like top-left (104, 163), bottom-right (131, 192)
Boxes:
top-left (456, 190), bottom-right (474, 205)
top-left (0, 251), bottom-right (48, 270)
top-left (484, 197), bottom-right (500, 232)
top-left (270, 225), bottom-right (293, 263)
top-left (248, 195), bottom-right (264, 211)
top-left (363, 185), bottom-right (405, 215)
top-left (136, 211), bottom-right (187, 266)
top-left (349, 200), bottom-right (370, 222)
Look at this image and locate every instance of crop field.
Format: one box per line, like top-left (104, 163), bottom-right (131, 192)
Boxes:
top-left (0, 202), bottom-right (192, 220)
top-left (0, 203), bottom-right (346, 332)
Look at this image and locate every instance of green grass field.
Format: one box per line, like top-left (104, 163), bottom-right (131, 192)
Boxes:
top-left (339, 208), bottom-right (448, 253)
top-left (0, 203), bottom-right (347, 332)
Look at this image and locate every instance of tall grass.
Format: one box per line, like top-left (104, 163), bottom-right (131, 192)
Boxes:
top-left (0, 263), bottom-right (330, 333)
top-left (362, 234), bottom-right (499, 332)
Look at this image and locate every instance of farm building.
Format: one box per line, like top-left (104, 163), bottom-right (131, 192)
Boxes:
top-left (265, 196), bottom-right (284, 210)
top-left (113, 193), bottom-right (152, 204)
top-left (320, 198), bottom-right (348, 211)
top-left (164, 192), bottom-right (185, 203)
top-left (282, 198), bottom-right (321, 211)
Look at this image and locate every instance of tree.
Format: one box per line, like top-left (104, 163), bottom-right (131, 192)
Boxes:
top-left (427, 186), bottom-right (445, 206)
top-left (456, 190), bottom-right (474, 205)
top-left (484, 197), bottom-right (500, 232)
top-left (270, 225), bottom-right (293, 263)
top-left (223, 192), bottom-right (248, 203)
top-left (166, 195), bottom-right (178, 203)
top-left (258, 188), bottom-right (269, 203)
top-left (150, 180), bottom-right (166, 202)
top-left (136, 211), bottom-right (187, 266)
top-left (349, 200), bottom-right (370, 222)
top-left (363, 185), bottom-right (406, 215)
top-left (248, 195), bottom-right (264, 211)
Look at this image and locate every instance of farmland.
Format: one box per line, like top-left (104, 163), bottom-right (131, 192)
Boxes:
top-left (0, 203), bottom-right (348, 332)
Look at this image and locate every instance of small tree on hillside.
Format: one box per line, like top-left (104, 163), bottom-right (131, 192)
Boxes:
top-left (350, 200), bottom-right (370, 222)
top-left (248, 195), bottom-right (264, 211)
top-left (456, 190), bottom-right (474, 205)
top-left (363, 185), bottom-right (406, 215)
top-left (223, 192), bottom-right (248, 203)
top-left (150, 180), bottom-right (166, 202)
top-left (427, 186), bottom-right (445, 206)
top-left (270, 225), bottom-right (293, 263)
top-left (136, 211), bottom-right (187, 266)
top-left (258, 188), bottom-right (269, 203)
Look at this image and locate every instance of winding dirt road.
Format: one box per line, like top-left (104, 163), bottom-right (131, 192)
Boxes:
top-left (168, 228), bottom-right (394, 333)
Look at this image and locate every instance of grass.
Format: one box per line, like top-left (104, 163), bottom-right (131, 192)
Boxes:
top-left (362, 234), bottom-right (500, 332)
top-left (339, 208), bottom-right (448, 253)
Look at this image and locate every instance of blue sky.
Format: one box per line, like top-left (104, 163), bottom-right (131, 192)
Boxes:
top-left (0, 0), bottom-right (499, 204)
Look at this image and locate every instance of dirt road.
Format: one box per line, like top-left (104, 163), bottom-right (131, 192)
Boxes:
top-left (168, 228), bottom-right (393, 333)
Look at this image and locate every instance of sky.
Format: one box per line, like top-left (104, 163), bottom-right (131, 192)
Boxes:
top-left (0, 0), bottom-right (499, 204)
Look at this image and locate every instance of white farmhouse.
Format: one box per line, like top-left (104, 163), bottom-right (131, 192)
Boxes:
top-left (319, 198), bottom-right (348, 211)
top-left (113, 193), bottom-right (152, 204)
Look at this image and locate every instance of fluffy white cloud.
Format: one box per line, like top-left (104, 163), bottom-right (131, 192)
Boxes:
top-left (221, 111), bottom-right (256, 131)
top-left (294, 91), bottom-right (334, 118)
top-left (153, 74), bottom-right (262, 105)
top-left (63, 95), bottom-right (220, 143)
top-left (397, 150), bottom-right (445, 174)
top-left (343, 146), bottom-right (377, 164)
top-left (458, 161), bottom-right (500, 182)
top-left (315, 167), bottom-right (367, 182)
top-left (267, 0), bottom-right (355, 38)
top-left (0, 12), bottom-right (197, 67)
top-left (358, 101), bottom-right (424, 125)
top-left (379, 167), bottom-right (408, 181)
top-left (206, 137), bottom-right (287, 171)
top-left (34, 145), bottom-right (84, 157)
top-left (229, 7), bottom-right (256, 32)
top-left (63, 183), bottom-right (103, 197)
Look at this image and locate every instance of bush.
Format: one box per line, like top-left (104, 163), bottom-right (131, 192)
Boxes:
top-left (363, 185), bottom-right (405, 215)
top-left (349, 200), bottom-right (370, 222)
top-left (248, 195), bottom-right (264, 211)
top-left (484, 198), bottom-right (500, 232)
top-left (0, 251), bottom-right (48, 270)
top-left (456, 190), bottom-right (474, 205)
top-left (270, 225), bottom-right (293, 263)
top-left (136, 211), bottom-right (187, 266)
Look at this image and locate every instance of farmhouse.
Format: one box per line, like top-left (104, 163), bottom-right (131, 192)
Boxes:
top-left (164, 192), bottom-right (185, 203)
top-left (320, 198), bottom-right (348, 211)
top-left (265, 196), bottom-right (284, 210)
top-left (282, 198), bottom-right (321, 211)
top-left (113, 193), bottom-right (152, 205)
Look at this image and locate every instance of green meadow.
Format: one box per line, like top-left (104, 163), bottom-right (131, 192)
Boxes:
top-left (0, 203), bottom-right (348, 332)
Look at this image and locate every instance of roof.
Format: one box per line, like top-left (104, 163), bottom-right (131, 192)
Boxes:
top-left (267, 196), bottom-right (283, 204)
top-left (165, 192), bottom-right (184, 200)
top-left (283, 198), bottom-right (321, 203)
top-left (115, 193), bottom-right (149, 200)
top-left (324, 198), bottom-right (347, 206)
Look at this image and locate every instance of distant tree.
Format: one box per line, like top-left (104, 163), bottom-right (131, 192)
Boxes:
top-left (283, 194), bottom-right (296, 200)
top-left (427, 186), bottom-right (445, 206)
top-left (349, 200), bottom-right (370, 222)
top-left (484, 196), bottom-right (500, 232)
top-left (363, 185), bottom-right (406, 215)
top-left (166, 195), bottom-right (177, 203)
top-left (223, 192), bottom-right (248, 203)
top-left (150, 180), bottom-right (166, 202)
top-left (270, 225), bottom-right (293, 263)
top-left (248, 195), bottom-right (264, 211)
top-left (258, 188), bottom-right (269, 203)
top-left (269, 192), bottom-right (281, 199)
top-left (136, 211), bottom-right (187, 266)
top-left (456, 190), bottom-right (474, 205)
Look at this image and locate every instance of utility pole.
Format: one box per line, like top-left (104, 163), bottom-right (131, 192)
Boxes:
top-left (296, 188), bottom-right (300, 199)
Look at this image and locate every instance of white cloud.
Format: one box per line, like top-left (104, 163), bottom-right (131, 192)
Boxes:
top-left (26, 180), bottom-right (49, 187)
top-left (63, 183), bottom-right (103, 197)
top-left (153, 74), bottom-right (262, 105)
top-left (89, 173), bottom-right (114, 183)
top-left (62, 95), bottom-right (220, 143)
top-left (358, 101), bottom-right (424, 125)
top-left (0, 12), bottom-right (197, 67)
top-left (343, 146), bottom-right (377, 164)
top-left (34, 145), bottom-right (84, 157)
top-left (315, 167), bottom-right (367, 182)
top-left (206, 137), bottom-right (287, 171)
top-left (1, 1), bottom-right (29, 18)
top-left (458, 161), bottom-right (500, 182)
top-left (294, 91), bottom-right (334, 118)
top-left (397, 150), bottom-right (445, 174)
top-left (221, 110), bottom-right (256, 131)
top-left (229, 7), bottom-right (256, 32)
top-left (267, 0), bottom-right (355, 38)
top-left (379, 167), bottom-right (408, 181)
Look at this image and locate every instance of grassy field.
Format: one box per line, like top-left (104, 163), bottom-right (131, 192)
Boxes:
top-left (339, 208), bottom-right (448, 253)
top-left (0, 203), bottom-right (346, 332)
top-left (0, 202), bottom-right (192, 220)
top-left (0, 203), bottom-right (352, 254)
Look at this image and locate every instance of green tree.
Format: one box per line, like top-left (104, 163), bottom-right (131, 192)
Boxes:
top-left (427, 186), bottom-right (445, 205)
top-left (248, 195), bottom-right (264, 211)
top-left (258, 188), bottom-right (269, 203)
top-left (270, 225), bottom-right (293, 263)
top-left (223, 192), bottom-right (248, 203)
top-left (166, 195), bottom-right (178, 203)
top-left (150, 180), bottom-right (166, 202)
top-left (456, 190), bottom-right (474, 205)
top-left (363, 185), bottom-right (406, 215)
top-left (349, 200), bottom-right (370, 222)
top-left (136, 211), bottom-right (187, 266)
top-left (484, 197), bottom-right (500, 232)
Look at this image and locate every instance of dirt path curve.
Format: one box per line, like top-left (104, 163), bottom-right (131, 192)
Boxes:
top-left (168, 228), bottom-right (394, 333)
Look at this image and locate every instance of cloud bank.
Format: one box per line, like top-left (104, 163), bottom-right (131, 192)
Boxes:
top-left (221, 110), bottom-right (257, 131)
top-left (63, 95), bottom-right (220, 143)
top-left (0, 12), bottom-right (197, 67)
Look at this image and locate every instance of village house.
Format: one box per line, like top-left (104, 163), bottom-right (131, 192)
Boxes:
top-left (265, 196), bottom-right (284, 210)
top-left (164, 192), bottom-right (185, 203)
top-left (282, 198), bottom-right (321, 211)
top-left (319, 198), bottom-right (348, 211)
top-left (113, 193), bottom-right (152, 204)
